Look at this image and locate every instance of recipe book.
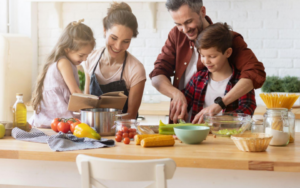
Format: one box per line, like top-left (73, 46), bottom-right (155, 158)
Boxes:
top-left (68, 91), bottom-right (127, 111)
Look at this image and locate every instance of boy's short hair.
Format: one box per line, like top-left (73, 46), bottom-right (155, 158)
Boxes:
top-left (196, 22), bottom-right (233, 54)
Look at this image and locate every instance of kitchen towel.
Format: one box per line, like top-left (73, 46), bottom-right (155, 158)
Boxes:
top-left (12, 127), bottom-right (115, 151)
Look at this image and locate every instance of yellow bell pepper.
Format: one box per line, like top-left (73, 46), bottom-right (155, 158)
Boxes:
top-left (73, 123), bottom-right (101, 140)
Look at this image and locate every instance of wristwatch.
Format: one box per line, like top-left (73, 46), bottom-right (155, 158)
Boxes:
top-left (214, 97), bottom-right (226, 109)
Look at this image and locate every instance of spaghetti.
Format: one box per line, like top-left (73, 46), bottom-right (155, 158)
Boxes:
top-left (260, 93), bottom-right (300, 109)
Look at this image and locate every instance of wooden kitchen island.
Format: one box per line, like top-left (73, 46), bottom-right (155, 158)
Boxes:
top-left (0, 130), bottom-right (300, 188)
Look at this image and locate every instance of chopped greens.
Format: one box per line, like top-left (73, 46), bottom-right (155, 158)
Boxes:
top-left (216, 128), bottom-right (243, 136)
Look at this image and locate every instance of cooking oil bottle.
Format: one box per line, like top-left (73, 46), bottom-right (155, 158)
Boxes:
top-left (12, 93), bottom-right (27, 131)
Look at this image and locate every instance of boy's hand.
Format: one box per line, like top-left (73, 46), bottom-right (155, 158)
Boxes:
top-left (192, 104), bottom-right (222, 124)
top-left (170, 91), bottom-right (187, 123)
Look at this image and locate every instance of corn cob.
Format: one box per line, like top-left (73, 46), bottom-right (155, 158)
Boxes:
top-left (134, 134), bottom-right (170, 145)
top-left (141, 136), bottom-right (175, 147)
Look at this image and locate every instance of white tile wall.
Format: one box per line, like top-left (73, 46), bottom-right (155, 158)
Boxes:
top-left (37, 0), bottom-right (300, 105)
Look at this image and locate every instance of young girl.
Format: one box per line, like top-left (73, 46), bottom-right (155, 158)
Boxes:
top-left (30, 19), bottom-right (95, 128)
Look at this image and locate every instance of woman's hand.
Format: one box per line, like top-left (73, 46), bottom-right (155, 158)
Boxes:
top-left (192, 103), bottom-right (222, 124)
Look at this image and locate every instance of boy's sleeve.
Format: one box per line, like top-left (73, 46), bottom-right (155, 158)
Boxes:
top-left (231, 89), bottom-right (257, 116)
top-left (182, 75), bottom-right (197, 112)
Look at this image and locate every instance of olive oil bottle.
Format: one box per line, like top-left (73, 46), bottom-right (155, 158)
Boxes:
top-left (12, 93), bottom-right (27, 131)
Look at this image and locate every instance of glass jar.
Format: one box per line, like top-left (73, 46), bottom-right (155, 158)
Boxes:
top-left (264, 108), bottom-right (290, 146)
top-left (114, 119), bottom-right (139, 140)
top-left (288, 109), bottom-right (295, 143)
top-left (251, 120), bottom-right (265, 133)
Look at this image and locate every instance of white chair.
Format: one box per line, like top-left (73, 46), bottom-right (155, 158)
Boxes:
top-left (76, 154), bottom-right (176, 188)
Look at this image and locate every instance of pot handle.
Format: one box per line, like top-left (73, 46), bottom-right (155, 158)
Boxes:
top-left (73, 111), bottom-right (81, 115)
top-left (115, 113), bottom-right (129, 117)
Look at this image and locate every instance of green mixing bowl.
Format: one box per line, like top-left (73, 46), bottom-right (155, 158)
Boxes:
top-left (174, 126), bottom-right (210, 144)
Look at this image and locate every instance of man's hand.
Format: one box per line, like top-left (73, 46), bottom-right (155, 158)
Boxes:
top-left (170, 91), bottom-right (188, 123)
top-left (192, 103), bottom-right (222, 124)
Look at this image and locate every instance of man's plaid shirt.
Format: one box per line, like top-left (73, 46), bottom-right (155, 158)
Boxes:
top-left (183, 64), bottom-right (257, 122)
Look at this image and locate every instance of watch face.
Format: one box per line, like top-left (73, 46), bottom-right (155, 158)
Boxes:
top-left (214, 97), bottom-right (221, 103)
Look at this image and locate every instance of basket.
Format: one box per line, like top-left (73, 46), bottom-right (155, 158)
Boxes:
top-left (231, 133), bottom-right (273, 152)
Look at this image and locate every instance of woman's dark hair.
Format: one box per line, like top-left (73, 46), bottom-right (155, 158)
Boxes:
top-left (166, 0), bottom-right (203, 13)
top-left (103, 2), bottom-right (138, 37)
top-left (197, 22), bottom-right (233, 54)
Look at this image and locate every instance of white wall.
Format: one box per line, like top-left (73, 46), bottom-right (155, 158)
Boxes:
top-left (36, 0), bottom-right (300, 104)
top-left (0, 0), bottom-right (8, 33)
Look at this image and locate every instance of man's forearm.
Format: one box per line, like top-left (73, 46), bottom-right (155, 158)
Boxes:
top-left (223, 78), bottom-right (254, 106)
top-left (151, 75), bottom-right (179, 99)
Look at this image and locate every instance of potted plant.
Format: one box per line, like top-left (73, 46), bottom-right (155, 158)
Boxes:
top-left (261, 75), bottom-right (300, 106)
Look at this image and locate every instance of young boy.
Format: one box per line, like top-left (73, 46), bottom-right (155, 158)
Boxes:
top-left (183, 23), bottom-right (257, 123)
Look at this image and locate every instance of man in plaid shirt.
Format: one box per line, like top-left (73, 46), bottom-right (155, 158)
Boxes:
top-left (183, 23), bottom-right (257, 124)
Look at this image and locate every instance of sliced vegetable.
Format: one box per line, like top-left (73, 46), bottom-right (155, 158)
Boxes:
top-left (215, 128), bottom-right (243, 136)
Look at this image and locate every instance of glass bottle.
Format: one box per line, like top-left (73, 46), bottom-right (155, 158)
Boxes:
top-left (12, 93), bottom-right (27, 131)
top-left (288, 109), bottom-right (295, 143)
top-left (264, 108), bottom-right (290, 146)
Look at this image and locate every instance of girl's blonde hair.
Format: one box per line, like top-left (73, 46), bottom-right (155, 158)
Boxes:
top-left (31, 19), bottom-right (95, 113)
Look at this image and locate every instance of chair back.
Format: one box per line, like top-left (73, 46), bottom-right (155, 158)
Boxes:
top-left (76, 154), bottom-right (176, 188)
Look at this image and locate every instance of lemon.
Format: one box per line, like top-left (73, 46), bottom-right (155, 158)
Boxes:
top-left (0, 124), bottom-right (5, 138)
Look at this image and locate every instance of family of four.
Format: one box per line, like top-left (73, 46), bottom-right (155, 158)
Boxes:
top-left (29, 0), bottom-right (265, 128)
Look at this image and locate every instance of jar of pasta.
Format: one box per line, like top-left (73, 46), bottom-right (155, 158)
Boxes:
top-left (264, 108), bottom-right (290, 146)
top-left (288, 109), bottom-right (295, 143)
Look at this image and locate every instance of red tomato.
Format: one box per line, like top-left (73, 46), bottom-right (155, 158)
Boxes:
top-left (116, 131), bottom-right (122, 136)
top-left (115, 135), bottom-right (122, 142)
top-left (74, 118), bottom-right (81, 123)
top-left (123, 133), bottom-right (129, 138)
top-left (122, 126), bottom-right (129, 133)
top-left (123, 137), bottom-right (130, 144)
top-left (67, 118), bottom-right (76, 125)
top-left (57, 122), bottom-right (70, 133)
top-left (129, 128), bottom-right (136, 133)
top-left (129, 132), bottom-right (134, 138)
top-left (51, 118), bottom-right (61, 132)
top-left (70, 122), bottom-right (80, 133)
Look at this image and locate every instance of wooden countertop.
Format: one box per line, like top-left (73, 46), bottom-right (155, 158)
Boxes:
top-left (1, 129), bottom-right (300, 172)
top-left (139, 101), bottom-right (170, 116)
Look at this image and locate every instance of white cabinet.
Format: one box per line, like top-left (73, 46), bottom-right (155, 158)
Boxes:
top-left (0, 34), bottom-right (32, 121)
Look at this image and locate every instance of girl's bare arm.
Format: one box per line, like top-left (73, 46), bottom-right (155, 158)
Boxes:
top-left (57, 58), bottom-right (82, 94)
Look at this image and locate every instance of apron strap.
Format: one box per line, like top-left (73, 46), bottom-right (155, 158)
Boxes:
top-left (92, 48), bottom-right (105, 75)
top-left (120, 51), bottom-right (128, 80)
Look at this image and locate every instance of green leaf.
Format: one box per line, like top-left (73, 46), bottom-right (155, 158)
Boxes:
top-left (78, 70), bottom-right (85, 91)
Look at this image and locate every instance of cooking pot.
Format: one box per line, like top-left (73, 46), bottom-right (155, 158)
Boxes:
top-left (79, 108), bottom-right (127, 136)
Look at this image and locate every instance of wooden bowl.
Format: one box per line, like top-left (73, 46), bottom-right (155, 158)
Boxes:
top-left (231, 133), bottom-right (273, 152)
